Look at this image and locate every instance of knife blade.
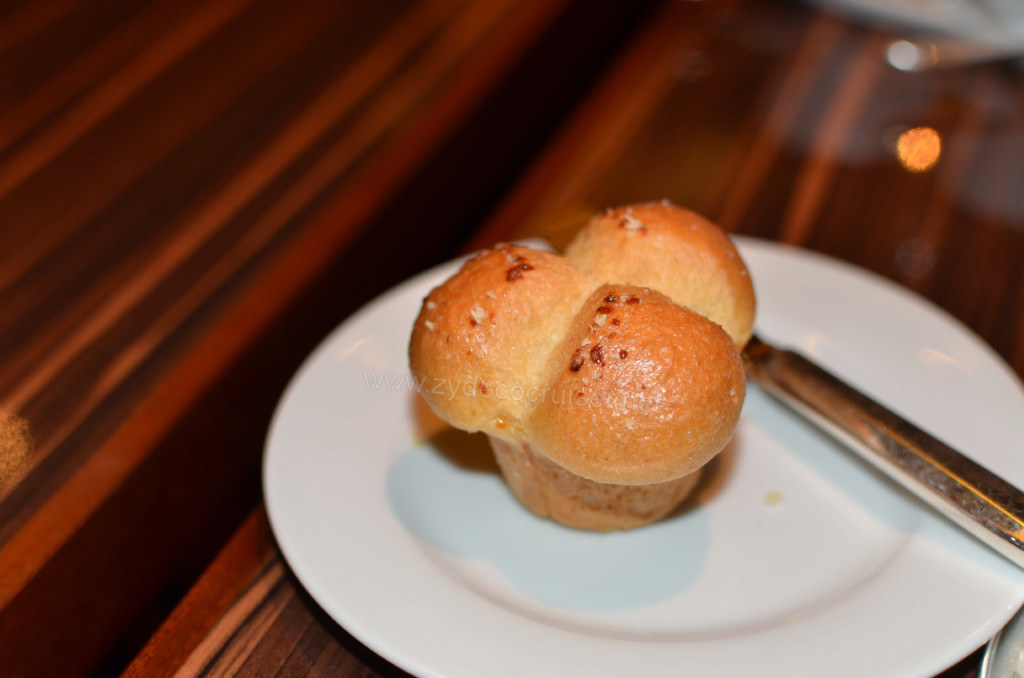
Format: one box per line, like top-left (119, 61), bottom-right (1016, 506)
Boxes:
top-left (743, 334), bottom-right (1024, 570)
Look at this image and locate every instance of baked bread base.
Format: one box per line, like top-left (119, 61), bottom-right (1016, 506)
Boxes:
top-left (489, 436), bottom-right (700, 531)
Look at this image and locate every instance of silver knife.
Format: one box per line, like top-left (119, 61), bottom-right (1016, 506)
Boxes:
top-left (744, 334), bottom-right (1024, 570)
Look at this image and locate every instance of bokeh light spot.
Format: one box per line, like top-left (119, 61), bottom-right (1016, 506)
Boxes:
top-left (896, 126), bottom-right (941, 172)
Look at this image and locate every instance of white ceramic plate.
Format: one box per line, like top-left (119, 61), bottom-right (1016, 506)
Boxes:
top-left (263, 238), bottom-right (1024, 678)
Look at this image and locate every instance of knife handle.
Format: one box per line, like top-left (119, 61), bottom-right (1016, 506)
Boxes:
top-left (744, 336), bottom-right (1024, 570)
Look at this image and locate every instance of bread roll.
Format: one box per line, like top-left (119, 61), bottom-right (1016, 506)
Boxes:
top-left (408, 201), bottom-right (754, 530)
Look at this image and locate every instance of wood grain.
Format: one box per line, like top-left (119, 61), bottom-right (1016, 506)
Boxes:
top-left (0, 0), bottom-right (658, 673)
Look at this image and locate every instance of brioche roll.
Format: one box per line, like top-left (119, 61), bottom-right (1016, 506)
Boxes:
top-left (408, 202), bottom-right (754, 530)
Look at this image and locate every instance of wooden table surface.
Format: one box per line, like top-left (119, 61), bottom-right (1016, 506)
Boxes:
top-left (1, 0), bottom-right (1022, 676)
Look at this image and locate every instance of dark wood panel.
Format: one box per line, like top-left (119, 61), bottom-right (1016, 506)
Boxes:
top-left (0, 0), bottom-right (660, 674)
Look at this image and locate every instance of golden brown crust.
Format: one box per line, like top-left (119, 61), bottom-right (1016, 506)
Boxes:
top-left (565, 201), bottom-right (755, 348)
top-left (408, 244), bottom-right (589, 442)
top-left (531, 285), bottom-right (744, 484)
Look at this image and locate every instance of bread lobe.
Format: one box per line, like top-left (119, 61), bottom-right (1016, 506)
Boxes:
top-left (408, 244), bottom-right (589, 442)
top-left (531, 285), bottom-right (744, 485)
top-left (565, 202), bottom-right (755, 347)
